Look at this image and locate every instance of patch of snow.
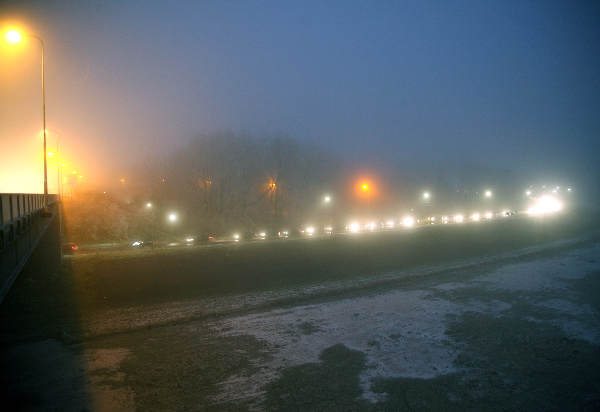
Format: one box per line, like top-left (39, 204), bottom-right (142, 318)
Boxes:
top-left (213, 289), bottom-right (462, 403)
top-left (211, 242), bottom-right (600, 405)
top-left (479, 244), bottom-right (600, 292)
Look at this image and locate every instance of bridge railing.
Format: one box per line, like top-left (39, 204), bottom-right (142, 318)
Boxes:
top-left (0, 193), bottom-right (59, 303)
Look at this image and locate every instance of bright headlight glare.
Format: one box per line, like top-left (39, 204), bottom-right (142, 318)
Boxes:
top-left (527, 195), bottom-right (563, 216)
top-left (402, 216), bottom-right (415, 228)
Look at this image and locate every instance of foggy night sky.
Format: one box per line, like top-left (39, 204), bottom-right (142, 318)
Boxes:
top-left (0, 0), bottom-right (599, 193)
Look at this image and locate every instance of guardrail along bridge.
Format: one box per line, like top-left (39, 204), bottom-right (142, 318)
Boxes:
top-left (0, 193), bottom-right (59, 303)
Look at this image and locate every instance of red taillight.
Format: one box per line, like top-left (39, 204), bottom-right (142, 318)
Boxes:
top-left (71, 245), bottom-right (79, 250)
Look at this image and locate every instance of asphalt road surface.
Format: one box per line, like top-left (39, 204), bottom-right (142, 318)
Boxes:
top-left (1, 212), bottom-right (600, 411)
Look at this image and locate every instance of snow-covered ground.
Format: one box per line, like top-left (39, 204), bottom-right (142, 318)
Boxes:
top-left (81, 237), bottom-right (589, 338)
top-left (210, 242), bottom-right (600, 405)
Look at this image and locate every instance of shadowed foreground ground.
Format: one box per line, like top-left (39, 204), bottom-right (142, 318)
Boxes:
top-left (1, 212), bottom-right (600, 410)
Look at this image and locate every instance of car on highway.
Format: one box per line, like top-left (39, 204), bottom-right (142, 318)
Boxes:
top-left (131, 240), bottom-right (144, 248)
top-left (62, 242), bottom-right (79, 254)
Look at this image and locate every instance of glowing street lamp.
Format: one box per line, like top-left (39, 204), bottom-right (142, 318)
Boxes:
top-left (422, 191), bottom-right (431, 200)
top-left (167, 212), bottom-right (178, 223)
top-left (146, 202), bottom-right (153, 208)
top-left (484, 190), bottom-right (493, 198)
top-left (323, 195), bottom-right (331, 203)
top-left (5, 30), bottom-right (22, 44)
top-left (5, 28), bottom-right (49, 209)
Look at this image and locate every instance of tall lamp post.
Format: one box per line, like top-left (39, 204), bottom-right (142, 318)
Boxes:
top-left (5, 29), bottom-right (49, 210)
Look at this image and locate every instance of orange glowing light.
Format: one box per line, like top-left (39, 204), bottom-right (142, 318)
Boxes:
top-left (354, 178), bottom-right (379, 199)
top-left (120, 177), bottom-right (126, 184)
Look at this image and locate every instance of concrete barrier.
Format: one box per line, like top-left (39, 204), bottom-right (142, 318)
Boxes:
top-left (0, 194), bottom-right (59, 304)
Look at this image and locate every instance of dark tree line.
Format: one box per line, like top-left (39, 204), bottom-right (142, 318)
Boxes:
top-left (133, 132), bottom-right (342, 236)
top-left (63, 131), bottom-right (546, 243)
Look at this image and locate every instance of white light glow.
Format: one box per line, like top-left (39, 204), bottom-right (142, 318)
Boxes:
top-left (402, 216), bottom-right (415, 228)
top-left (484, 212), bottom-right (493, 219)
top-left (385, 220), bottom-right (395, 228)
top-left (348, 222), bottom-right (360, 233)
top-left (454, 214), bottom-right (464, 223)
top-left (527, 195), bottom-right (563, 216)
top-left (441, 216), bottom-right (449, 224)
top-left (471, 213), bottom-right (480, 222)
top-left (306, 226), bottom-right (315, 235)
top-left (186, 237), bottom-right (195, 243)
top-left (5, 30), bottom-right (22, 44)
top-left (167, 213), bottom-right (177, 222)
top-left (484, 190), bottom-right (492, 198)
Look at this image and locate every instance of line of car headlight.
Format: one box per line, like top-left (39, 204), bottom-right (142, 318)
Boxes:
top-left (129, 195), bottom-right (564, 247)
